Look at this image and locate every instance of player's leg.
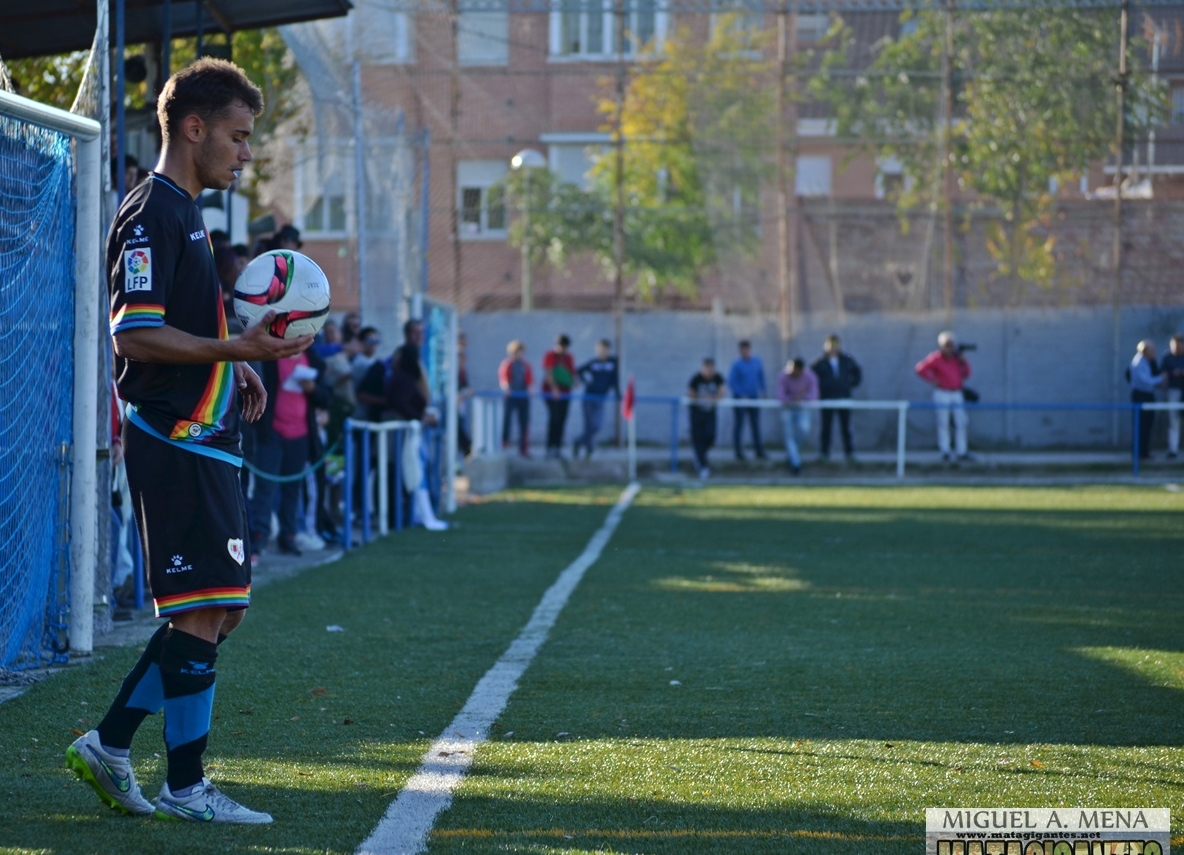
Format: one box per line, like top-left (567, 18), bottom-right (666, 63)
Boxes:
top-left (839, 408), bottom-right (854, 457)
top-left (1168, 388), bottom-right (1181, 456)
top-left (819, 407), bottom-right (834, 458)
top-left (934, 391), bottom-right (952, 457)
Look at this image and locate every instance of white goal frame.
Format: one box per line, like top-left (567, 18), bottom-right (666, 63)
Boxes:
top-left (0, 89), bottom-right (102, 655)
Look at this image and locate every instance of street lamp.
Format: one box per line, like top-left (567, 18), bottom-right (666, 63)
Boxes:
top-left (511, 148), bottom-right (546, 312)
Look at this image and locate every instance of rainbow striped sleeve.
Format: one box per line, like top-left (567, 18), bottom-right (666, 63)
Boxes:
top-left (154, 586), bottom-right (251, 618)
top-left (110, 303), bottom-right (165, 335)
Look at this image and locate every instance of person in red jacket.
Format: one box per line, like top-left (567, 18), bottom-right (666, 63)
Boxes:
top-left (915, 330), bottom-right (972, 461)
top-left (498, 340), bottom-right (533, 457)
top-left (541, 334), bottom-right (577, 459)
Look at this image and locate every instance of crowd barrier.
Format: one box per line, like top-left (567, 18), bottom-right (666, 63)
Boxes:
top-left (342, 419), bottom-right (443, 549)
top-left (471, 391), bottom-right (1184, 479)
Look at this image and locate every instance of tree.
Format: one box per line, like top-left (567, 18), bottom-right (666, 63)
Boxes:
top-left (506, 16), bottom-right (775, 301)
top-left (2, 30), bottom-right (302, 205)
top-left (813, 8), bottom-right (1163, 302)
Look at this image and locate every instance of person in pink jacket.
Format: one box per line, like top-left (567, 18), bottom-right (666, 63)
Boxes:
top-left (776, 358), bottom-right (819, 475)
top-left (915, 330), bottom-right (972, 461)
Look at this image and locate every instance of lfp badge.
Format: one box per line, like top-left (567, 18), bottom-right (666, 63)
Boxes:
top-left (925, 808), bottom-right (1169, 855)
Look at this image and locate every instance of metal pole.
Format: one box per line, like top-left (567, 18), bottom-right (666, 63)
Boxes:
top-left (377, 426), bottom-right (389, 536)
top-left (670, 399), bottom-right (679, 473)
top-left (69, 118), bottom-right (102, 655)
top-left (350, 11), bottom-right (369, 326)
top-left (522, 170), bottom-right (533, 311)
top-left (343, 423), bottom-right (354, 550)
top-left (896, 402), bottom-right (908, 479)
top-left (161, 0), bottom-right (171, 78)
top-left (115, 0), bottom-right (126, 202)
top-left (361, 428), bottom-right (372, 544)
top-left (1111, 0), bottom-right (1129, 447)
top-left (449, 0), bottom-right (463, 308)
top-left (613, 0), bottom-right (627, 446)
top-left (776, 0), bottom-right (790, 360)
top-left (420, 128), bottom-right (431, 296)
top-left (941, 0), bottom-right (955, 321)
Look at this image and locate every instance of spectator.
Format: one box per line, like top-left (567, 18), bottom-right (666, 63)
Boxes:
top-left (1129, 339), bottom-right (1164, 460)
top-left (498, 340), bottom-right (533, 457)
top-left (727, 340), bottom-right (767, 460)
top-left (358, 319), bottom-right (448, 530)
top-left (457, 332), bottom-right (473, 458)
top-left (209, 228), bottom-right (231, 254)
top-left (542, 334), bottom-right (577, 459)
top-left (250, 353), bottom-right (320, 557)
top-left (811, 333), bottom-right (862, 461)
top-left (776, 358), bottom-right (819, 476)
top-left (915, 331), bottom-right (972, 461)
top-left (274, 223), bottom-right (303, 250)
top-left (1160, 334), bottom-right (1184, 459)
top-left (341, 311), bottom-right (363, 345)
top-left (351, 326), bottom-right (383, 391)
top-left (688, 357), bottom-right (727, 478)
top-left (574, 338), bottom-right (620, 459)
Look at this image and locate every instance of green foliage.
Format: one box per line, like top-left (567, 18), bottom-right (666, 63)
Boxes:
top-left (506, 17), bottom-right (775, 301)
top-left (813, 9), bottom-right (1165, 299)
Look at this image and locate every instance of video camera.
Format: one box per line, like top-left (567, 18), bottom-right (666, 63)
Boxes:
top-left (956, 343), bottom-right (977, 355)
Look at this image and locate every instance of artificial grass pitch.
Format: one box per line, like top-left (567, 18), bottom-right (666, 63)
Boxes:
top-left (1, 484), bottom-right (1182, 854)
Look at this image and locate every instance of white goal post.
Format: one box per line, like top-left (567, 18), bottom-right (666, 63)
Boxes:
top-left (0, 89), bottom-right (102, 655)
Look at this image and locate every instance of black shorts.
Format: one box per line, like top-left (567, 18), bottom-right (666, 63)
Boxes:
top-left (123, 420), bottom-right (252, 618)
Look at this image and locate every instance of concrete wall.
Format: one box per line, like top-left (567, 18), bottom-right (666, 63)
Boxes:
top-left (461, 305), bottom-right (1184, 451)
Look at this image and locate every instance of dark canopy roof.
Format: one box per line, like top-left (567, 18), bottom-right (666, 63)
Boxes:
top-left (0, 0), bottom-right (352, 61)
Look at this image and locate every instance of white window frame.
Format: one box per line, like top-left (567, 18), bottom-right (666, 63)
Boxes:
top-left (457, 160), bottom-right (508, 241)
top-left (709, 0), bottom-right (764, 46)
top-left (795, 155), bottom-right (832, 198)
top-left (549, 0), bottom-right (668, 61)
top-left (541, 131), bottom-right (611, 190)
top-left (457, 9), bottom-right (509, 66)
top-left (358, 4), bottom-right (413, 65)
top-left (292, 140), bottom-right (352, 239)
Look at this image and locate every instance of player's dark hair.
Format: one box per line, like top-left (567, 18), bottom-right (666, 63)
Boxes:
top-left (403, 318), bottom-right (422, 339)
top-left (157, 58), bottom-right (263, 144)
top-left (598, 338), bottom-right (611, 349)
top-left (792, 358), bottom-right (805, 370)
top-left (557, 334), bottom-right (571, 348)
top-left (739, 339), bottom-right (751, 349)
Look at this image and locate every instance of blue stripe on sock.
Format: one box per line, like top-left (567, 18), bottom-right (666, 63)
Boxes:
top-left (163, 683), bottom-right (217, 750)
top-left (126, 663), bottom-right (164, 715)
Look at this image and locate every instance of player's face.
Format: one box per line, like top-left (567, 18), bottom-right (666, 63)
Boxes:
top-left (197, 101), bottom-right (255, 191)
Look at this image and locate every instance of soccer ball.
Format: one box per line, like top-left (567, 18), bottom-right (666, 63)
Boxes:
top-left (233, 250), bottom-right (331, 339)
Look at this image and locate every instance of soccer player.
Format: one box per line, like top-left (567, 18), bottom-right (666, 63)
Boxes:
top-left (65, 58), bottom-right (313, 824)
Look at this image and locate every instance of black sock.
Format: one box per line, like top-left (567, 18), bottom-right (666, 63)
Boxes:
top-left (96, 622), bottom-right (169, 750)
top-left (160, 628), bottom-right (218, 792)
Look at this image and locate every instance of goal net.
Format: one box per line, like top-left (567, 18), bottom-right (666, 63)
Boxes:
top-left (0, 85), bottom-right (101, 672)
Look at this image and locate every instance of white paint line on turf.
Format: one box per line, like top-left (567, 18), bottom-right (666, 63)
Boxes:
top-left (355, 483), bottom-right (642, 855)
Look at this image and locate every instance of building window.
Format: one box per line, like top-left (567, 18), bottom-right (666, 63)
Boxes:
top-left (458, 9), bottom-right (509, 65)
top-left (294, 145), bottom-right (350, 237)
top-left (543, 133), bottom-right (611, 190)
top-left (457, 160), bottom-right (507, 238)
top-left (1171, 83), bottom-right (1184, 125)
top-left (875, 156), bottom-right (903, 200)
top-left (551, 0), bottom-right (666, 58)
top-left (709, 0), bottom-right (764, 44)
top-left (796, 155), bottom-right (832, 197)
top-left (358, 1), bottom-right (412, 64)
top-left (796, 12), bottom-right (829, 43)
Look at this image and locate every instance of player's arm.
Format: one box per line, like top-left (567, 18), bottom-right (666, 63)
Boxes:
top-left (114, 312), bottom-right (312, 364)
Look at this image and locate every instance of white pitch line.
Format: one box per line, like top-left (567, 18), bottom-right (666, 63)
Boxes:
top-left (355, 482), bottom-right (641, 855)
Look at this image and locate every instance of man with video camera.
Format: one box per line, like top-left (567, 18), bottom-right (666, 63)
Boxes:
top-left (915, 331), bottom-right (974, 462)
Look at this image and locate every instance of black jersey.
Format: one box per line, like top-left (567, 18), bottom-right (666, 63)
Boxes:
top-left (108, 173), bottom-right (240, 464)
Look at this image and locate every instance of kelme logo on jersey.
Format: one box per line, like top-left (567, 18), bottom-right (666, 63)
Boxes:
top-left (124, 248), bottom-right (152, 292)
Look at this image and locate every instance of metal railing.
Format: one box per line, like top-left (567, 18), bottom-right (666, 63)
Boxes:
top-left (470, 391), bottom-right (1184, 478)
top-left (342, 419), bottom-right (443, 548)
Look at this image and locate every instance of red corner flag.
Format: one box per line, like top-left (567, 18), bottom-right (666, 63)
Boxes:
top-left (621, 375), bottom-right (636, 422)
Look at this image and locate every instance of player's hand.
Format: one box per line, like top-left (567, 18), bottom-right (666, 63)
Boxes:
top-left (236, 362), bottom-right (267, 423)
top-left (236, 311), bottom-right (315, 360)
